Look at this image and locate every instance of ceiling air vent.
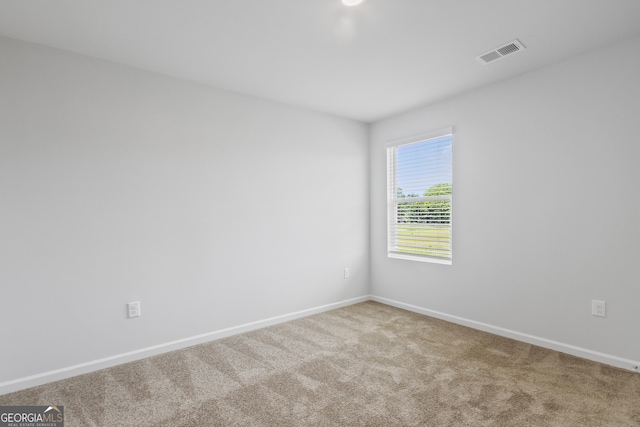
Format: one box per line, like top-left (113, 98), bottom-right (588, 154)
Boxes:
top-left (476, 39), bottom-right (526, 64)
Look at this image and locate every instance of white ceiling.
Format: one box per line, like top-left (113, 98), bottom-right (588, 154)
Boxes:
top-left (1, 0), bottom-right (639, 123)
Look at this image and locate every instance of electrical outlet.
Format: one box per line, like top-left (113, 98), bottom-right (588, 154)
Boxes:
top-left (128, 301), bottom-right (141, 318)
top-left (344, 268), bottom-right (350, 279)
top-left (632, 365), bottom-right (639, 372)
top-left (591, 300), bottom-right (605, 317)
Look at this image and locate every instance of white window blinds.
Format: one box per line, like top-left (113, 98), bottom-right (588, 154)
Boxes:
top-left (387, 129), bottom-right (453, 264)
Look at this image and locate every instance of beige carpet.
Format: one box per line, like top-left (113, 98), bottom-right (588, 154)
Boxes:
top-left (1, 301), bottom-right (639, 426)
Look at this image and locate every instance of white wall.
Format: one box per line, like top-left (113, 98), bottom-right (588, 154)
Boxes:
top-left (3, 30), bottom-right (639, 393)
top-left (370, 35), bottom-right (640, 365)
top-left (0, 37), bottom-right (369, 386)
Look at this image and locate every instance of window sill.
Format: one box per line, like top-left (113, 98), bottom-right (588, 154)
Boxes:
top-left (388, 252), bottom-right (452, 265)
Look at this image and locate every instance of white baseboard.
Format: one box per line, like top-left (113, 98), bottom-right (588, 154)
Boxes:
top-left (0, 295), bottom-right (370, 396)
top-left (371, 295), bottom-right (640, 373)
top-left (4, 294), bottom-right (637, 396)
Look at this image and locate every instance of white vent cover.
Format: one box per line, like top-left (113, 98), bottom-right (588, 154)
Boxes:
top-left (476, 39), bottom-right (526, 64)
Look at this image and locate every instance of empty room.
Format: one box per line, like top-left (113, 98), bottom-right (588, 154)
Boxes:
top-left (1, 0), bottom-right (639, 425)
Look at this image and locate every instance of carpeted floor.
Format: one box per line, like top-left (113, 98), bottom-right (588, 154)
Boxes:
top-left (1, 301), bottom-right (639, 426)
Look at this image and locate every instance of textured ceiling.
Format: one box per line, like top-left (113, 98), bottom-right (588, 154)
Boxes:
top-left (1, 0), bottom-right (640, 122)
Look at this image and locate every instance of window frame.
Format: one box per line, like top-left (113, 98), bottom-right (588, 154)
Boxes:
top-left (386, 127), bottom-right (453, 265)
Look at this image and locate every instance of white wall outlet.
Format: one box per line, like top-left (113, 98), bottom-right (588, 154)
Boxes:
top-left (128, 301), bottom-right (141, 318)
top-left (591, 300), bottom-right (606, 317)
top-left (344, 268), bottom-right (350, 279)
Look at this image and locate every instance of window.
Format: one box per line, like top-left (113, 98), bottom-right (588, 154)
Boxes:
top-left (387, 128), bottom-right (453, 264)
